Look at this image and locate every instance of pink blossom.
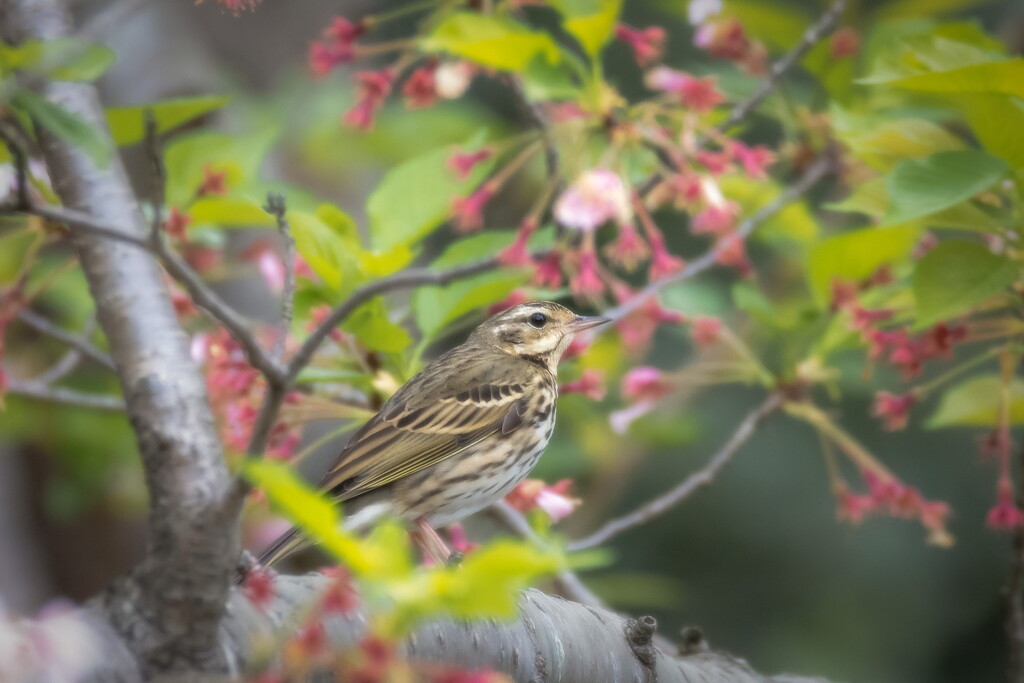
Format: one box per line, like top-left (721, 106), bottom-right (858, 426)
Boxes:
top-left (451, 185), bottom-right (494, 233)
top-left (569, 250), bottom-right (605, 302)
top-left (714, 234), bottom-right (751, 275)
top-left (850, 306), bottom-right (894, 331)
top-left (499, 222), bottom-right (535, 267)
top-left (217, 0), bottom-right (261, 15)
top-left (987, 488), bottom-right (1024, 530)
top-left (647, 231), bottom-right (686, 280)
top-left (615, 24), bottom-right (666, 65)
top-left (872, 391), bottom-right (916, 431)
top-left (506, 479), bottom-right (579, 521)
top-left (830, 27), bottom-right (861, 60)
top-left (837, 487), bottom-right (876, 524)
top-left (242, 242), bottom-right (286, 292)
top-left (446, 523), bottom-right (479, 554)
top-left (694, 18), bottom-right (751, 61)
top-left (320, 566), bottom-right (358, 613)
top-left (695, 150), bottom-right (732, 175)
top-left (197, 164), bottom-right (228, 196)
top-left (533, 252), bottom-right (564, 288)
top-left (308, 17), bottom-right (365, 77)
top-left (163, 206), bottom-right (191, 241)
top-left (622, 366), bottom-right (673, 402)
top-left (645, 68), bottom-right (723, 112)
top-left (616, 295), bottom-right (687, 355)
top-left (554, 169), bottom-right (631, 231)
top-left (434, 61), bottom-right (476, 99)
top-left (830, 280), bottom-right (858, 312)
top-left (343, 70), bottom-right (394, 131)
top-left (609, 401), bottom-right (656, 434)
top-left (293, 620), bottom-right (328, 657)
top-left (692, 203), bottom-right (739, 235)
top-left (242, 567), bottom-right (276, 610)
top-left (447, 148), bottom-right (493, 180)
top-left (690, 317), bottom-right (721, 347)
top-left (730, 142), bottom-right (775, 179)
top-left (561, 369), bottom-right (606, 401)
top-left (604, 223), bottom-right (649, 271)
top-left (403, 63), bottom-right (438, 109)
top-left (925, 322), bottom-right (967, 357)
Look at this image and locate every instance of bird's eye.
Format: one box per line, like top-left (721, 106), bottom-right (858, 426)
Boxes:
top-left (528, 312), bottom-right (547, 328)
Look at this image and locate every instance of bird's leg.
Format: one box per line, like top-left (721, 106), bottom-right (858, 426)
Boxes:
top-left (413, 517), bottom-right (457, 566)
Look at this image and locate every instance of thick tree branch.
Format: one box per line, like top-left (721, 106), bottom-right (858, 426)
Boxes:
top-left (59, 575), bottom-right (828, 682)
top-left (570, 393), bottom-right (784, 551)
top-left (608, 153), bottom-right (834, 323)
top-left (1, 0), bottom-right (241, 675)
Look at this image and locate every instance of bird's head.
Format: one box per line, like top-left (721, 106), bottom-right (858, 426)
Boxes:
top-left (472, 301), bottom-right (610, 369)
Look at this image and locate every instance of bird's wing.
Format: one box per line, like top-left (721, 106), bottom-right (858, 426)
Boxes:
top-left (319, 350), bottom-right (533, 500)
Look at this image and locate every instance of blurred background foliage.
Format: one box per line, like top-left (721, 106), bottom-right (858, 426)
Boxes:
top-left (3, 0), bottom-right (1024, 681)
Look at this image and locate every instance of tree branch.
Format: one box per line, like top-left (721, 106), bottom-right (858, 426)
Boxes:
top-left (16, 309), bottom-right (114, 370)
top-left (636, 0), bottom-right (847, 197)
top-left (717, 0), bottom-right (850, 133)
top-left (1, 0), bottom-right (241, 675)
top-left (5, 377), bottom-right (125, 411)
top-left (57, 575), bottom-right (829, 683)
top-left (287, 256), bottom-right (510, 380)
top-left (608, 153), bottom-right (834, 323)
top-left (569, 392), bottom-right (784, 551)
top-left (264, 192), bottom-right (295, 361)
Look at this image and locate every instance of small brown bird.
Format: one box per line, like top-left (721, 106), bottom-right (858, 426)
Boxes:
top-left (260, 301), bottom-right (609, 566)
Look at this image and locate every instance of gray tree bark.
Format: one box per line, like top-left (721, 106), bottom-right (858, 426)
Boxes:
top-left (0, 0), bottom-right (829, 681)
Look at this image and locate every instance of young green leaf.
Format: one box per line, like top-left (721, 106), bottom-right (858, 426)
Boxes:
top-left (366, 135), bottom-right (496, 251)
top-left (11, 88), bottom-right (110, 166)
top-left (106, 95), bottom-right (231, 147)
top-left (807, 225), bottom-right (922, 305)
top-left (912, 240), bottom-right (1017, 327)
top-left (927, 375), bottom-right (1024, 428)
top-left (883, 150), bottom-right (1007, 226)
top-left (549, 0), bottom-right (623, 57)
top-left (423, 13), bottom-right (560, 72)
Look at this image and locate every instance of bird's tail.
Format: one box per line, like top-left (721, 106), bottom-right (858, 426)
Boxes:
top-left (257, 526), bottom-right (309, 568)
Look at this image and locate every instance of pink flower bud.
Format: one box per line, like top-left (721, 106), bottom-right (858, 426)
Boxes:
top-left (554, 169), bottom-right (632, 231)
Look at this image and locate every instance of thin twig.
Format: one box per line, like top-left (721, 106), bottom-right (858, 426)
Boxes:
top-left (17, 309), bottom-right (115, 369)
top-left (264, 192), bottom-right (294, 361)
top-left (717, 0), bottom-right (850, 133)
top-left (0, 119), bottom-right (32, 210)
top-left (287, 256), bottom-right (518, 381)
top-left (488, 501), bottom-right (607, 607)
top-left (10, 203), bottom-right (287, 383)
top-left (606, 153), bottom-right (834, 322)
top-left (569, 392), bottom-right (784, 551)
top-left (1007, 445), bottom-right (1024, 683)
top-left (635, 0), bottom-right (847, 197)
top-left (143, 109), bottom-right (164, 245)
top-left (5, 377), bottom-right (125, 411)
top-left (34, 315), bottom-right (100, 384)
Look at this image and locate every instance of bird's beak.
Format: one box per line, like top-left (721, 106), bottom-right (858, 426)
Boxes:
top-left (569, 315), bottom-right (612, 331)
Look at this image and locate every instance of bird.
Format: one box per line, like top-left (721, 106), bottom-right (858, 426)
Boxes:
top-left (259, 300), bottom-right (610, 567)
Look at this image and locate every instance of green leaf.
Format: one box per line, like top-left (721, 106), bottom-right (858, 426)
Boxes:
top-left (0, 228), bottom-right (43, 284)
top-left (883, 150), bottom-right (1007, 226)
top-left (429, 540), bottom-right (561, 619)
top-left (11, 88), bottom-right (110, 165)
top-left (423, 13), bottom-right (561, 72)
top-left (841, 118), bottom-right (964, 172)
top-left (912, 240), bottom-right (1017, 327)
top-left (412, 233), bottom-right (529, 339)
top-left (549, 0), bottom-right (623, 56)
top-left (960, 94), bottom-right (1024, 171)
top-left (0, 38), bottom-right (115, 82)
top-left (808, 225), bottom-right (922, 305)
top-left (872, 59), bottom-right (1024, 97)
top-left (927, 375), bottom-right (1024, 428)
top-left (366, 134), bottom-right (496, 251)
top-left (289, 208), bottom-right (361, 292)
top-left (242, 459), bottom-right (374, 574)
top-left (521, 54), bottom-right (580, 101)
top-left (718, 176), bottom-right (817, 245)
top-left (106, 95), bottom-right (231, 147)
top-left (188, 195), bottom-right (277, 228)
top-left (341, 297), bottom-right (413, 353)
top-left (163, 129), bottom-right (276, 206)
top-left (826, 176), bottom-right (1002, 231)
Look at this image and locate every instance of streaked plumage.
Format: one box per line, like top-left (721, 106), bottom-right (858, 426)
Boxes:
top-left (260, 301), bottom-right (609, 566)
